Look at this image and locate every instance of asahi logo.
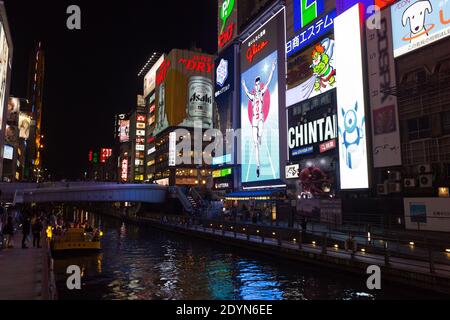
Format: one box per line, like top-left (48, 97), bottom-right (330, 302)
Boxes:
top-left (190, 93), bottom-right (212, 104)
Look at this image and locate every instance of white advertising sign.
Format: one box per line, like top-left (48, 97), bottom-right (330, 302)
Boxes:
top-left (169, 132), bottom-right (176, 167)
top-left (143, 55), bottom-right (165, 98)
top-left (335, 4), bottom-right (369, 190)
top-left (285, 164), bottom-right (300, 179)
top-left (404, 198), bottom-right (450, 232)
top-left (391, 0), bottom-right (450, 58)
top-left (366, 9), bottom-right (402, 168)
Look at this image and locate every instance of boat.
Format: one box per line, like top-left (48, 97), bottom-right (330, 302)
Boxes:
top-left (49, 226), bottom-right (103, 254)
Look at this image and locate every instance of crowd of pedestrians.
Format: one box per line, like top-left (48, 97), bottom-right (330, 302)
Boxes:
top-left (0, 205), bottom-right (46, 250)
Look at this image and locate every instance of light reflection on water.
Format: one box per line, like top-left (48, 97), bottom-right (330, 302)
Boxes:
top-left (53, 215), bottom-right (442, 300)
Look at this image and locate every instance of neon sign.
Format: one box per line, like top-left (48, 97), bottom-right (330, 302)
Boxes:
top-left (294, 0), bottom-right (325, 32)
top-left (178, 55), bottom-right (214, 73)
top-left (287, 10), bottom-right (336, 57)
top-left (246, 40), bottom-right (269, 63)
top-left (218, 0), bottom-right (237, 50)
top-left (156, 59), bottom-right (171, 86)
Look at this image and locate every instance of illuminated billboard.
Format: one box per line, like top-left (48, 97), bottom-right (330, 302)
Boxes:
top-left (288, 92), bottom-right (337, 161)
top-left (18, 113), bottom-right (31, 140)
top-left (154, 50), bottom-right (215, 135)
top-left (119, 120), bottom-right (130, 142)
top-left (286, 35), bottom-right (336, 106)
top-left (240, 9), bottom-right (286, 184)
top-left (7, 97), bottom-right (19, 123)
top-left (5, 125), bottom-right (18, 144)
top-left (121, 158), bottom-right (128, 182)
top-left (143, 55), bottom-right (165, 98)
top-left (391, 0), bottom-right (450, 58)
top-left (0, 21), bottom-right (9, 133)
top-left (335, 4), bottom-right (369, 190)
top-left (100, 148), bottom-right (112, 163)
top-left (218, 0), bottom-right (238, 52)
top-left (214, 44), bottom-right (235, 163)
top-left (3, 144), bottom-right (12, 160)
top-left (366, 9), bottom-right (402, 167)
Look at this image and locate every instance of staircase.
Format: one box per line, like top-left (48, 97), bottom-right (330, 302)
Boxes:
top-left (186, 195), bottom-right (199, 211)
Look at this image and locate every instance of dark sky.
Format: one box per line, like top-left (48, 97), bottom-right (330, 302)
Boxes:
top-left (4, 0), bottom-right (217, 180)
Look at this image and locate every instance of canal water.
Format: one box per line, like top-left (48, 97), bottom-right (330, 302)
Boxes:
top-left (53, 213), bottom-right (445, 300)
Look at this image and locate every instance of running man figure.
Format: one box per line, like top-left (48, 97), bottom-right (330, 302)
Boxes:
top-left (242, 61), bottom-right (276, 178)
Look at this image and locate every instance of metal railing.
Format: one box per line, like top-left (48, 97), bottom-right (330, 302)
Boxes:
top-left (136, 214), bottom-right (450, 277)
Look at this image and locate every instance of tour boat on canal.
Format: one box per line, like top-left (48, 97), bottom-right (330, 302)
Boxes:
top-left (49, 226), bottom-right (103, 254)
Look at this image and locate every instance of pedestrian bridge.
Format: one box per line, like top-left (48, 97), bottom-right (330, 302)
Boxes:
top-left (0, 183), bottom-right (168, 204)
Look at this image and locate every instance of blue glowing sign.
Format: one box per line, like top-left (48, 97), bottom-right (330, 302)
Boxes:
top-left (287, 10), bottom-right (336, 57)
top-left (292, 146), bottom-right (314, 157)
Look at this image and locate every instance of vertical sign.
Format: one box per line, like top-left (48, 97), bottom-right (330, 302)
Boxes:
top-left (214, 44), bottom-right (235, 163)
top-left (240, 8), bottom-right (286, 184)
top-left (335, 4), bottom-right (370, 190)
top-left (168, 131), bottom-right (176, 167)
top-left (218, 0), bottom-right (238, 52)
top-left (366, 9), bottom-right (402, 168)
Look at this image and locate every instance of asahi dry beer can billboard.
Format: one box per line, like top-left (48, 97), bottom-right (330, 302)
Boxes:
top-left (154, 49), bottom-right (215, 135)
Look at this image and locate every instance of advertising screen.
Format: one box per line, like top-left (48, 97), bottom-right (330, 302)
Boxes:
top-left (366, 9), bottom-right (402, 167)
top-left (335, 4), bottom-right (369, 190)
top-left (119, 120), bottom-right (130, 142)
top-left (154, 50), bottom-right (215, 135)
top-left (240, 9), bottom-right (285, 184)
top-left (100, 148), bottom-right (112, 163)
top-left (0, 22), bottom-right (9, 132)
top-left (391, 0), bottom-right (450, 58)
top-left (7, 97), bottom-right (20, 123)
top-left (143, 55), bottom-right (165, 98)
top-left (3, 144), bottom-right (13, 160)
top-left (218, 0), bottom-right (238, 52)
top-left (214, 44), bottom-right (235, 162)
top-left (286, 34), bottom-right (336, 107)
top-left (5, 125), bottom-right (18, 144)
top-left (18, 112), bottom-right (31, 140)
top-left (287, 91), bottom-right (337, 162)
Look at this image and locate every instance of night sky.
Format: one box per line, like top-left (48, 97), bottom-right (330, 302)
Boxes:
top-left (4, 0), bottom-right (217, 180)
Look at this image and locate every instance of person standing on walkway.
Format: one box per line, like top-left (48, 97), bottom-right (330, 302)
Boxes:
top-left (32, 217), bottom-right (43, 248)
top-left (21, 217), bottom-right (31, 249)
top-left (3, 216), bottom-right (14, 248)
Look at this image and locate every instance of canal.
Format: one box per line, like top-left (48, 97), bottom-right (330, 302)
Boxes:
top-left (53, 212), bottom-right (444, 300)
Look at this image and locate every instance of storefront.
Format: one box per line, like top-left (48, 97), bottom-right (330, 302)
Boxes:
top-left (224, 190), bottom-right (286, 222)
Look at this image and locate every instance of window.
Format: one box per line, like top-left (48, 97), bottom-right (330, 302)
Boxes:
top-left (407, 116), bottom-right (431, 140)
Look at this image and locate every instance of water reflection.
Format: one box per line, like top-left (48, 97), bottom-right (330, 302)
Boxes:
top-left (53, 212), bottom-right (443, 300)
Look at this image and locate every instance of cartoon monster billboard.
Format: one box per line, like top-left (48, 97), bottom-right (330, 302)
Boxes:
top-left (286, 36), bottom-right (336, 107)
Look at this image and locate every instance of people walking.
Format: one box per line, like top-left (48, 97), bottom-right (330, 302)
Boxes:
top-left (3, 216), bottom-right (14, 248)
top-left (32, 217), bottom-right (43, 248)
top-left (22, 217), bottom-right (31, 249)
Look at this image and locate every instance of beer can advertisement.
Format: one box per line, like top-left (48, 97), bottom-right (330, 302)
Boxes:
top-left (154, 49), bottom-right (215, 135)
top-left (391, 0), bottom-right (450, 58)
top-left (240, 9), bottom-right (286, 184)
